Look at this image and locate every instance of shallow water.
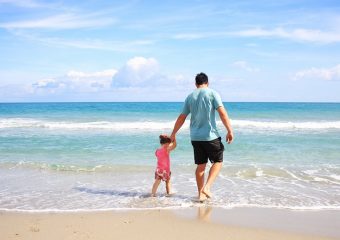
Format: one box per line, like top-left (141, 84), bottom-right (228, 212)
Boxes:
top-left (0, 102), bottom-right (339, 211)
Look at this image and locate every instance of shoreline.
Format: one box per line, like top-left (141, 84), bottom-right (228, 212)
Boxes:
top-left (1, 204), bottom-right (339, 213)
top-left (1, 207), bottom-right (339, 240)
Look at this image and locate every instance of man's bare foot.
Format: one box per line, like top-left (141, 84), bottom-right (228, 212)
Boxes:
top-left (198, 194), bottom-right (207, 203)
top-left (150, 193), bottom-right (156, 197)
top-left (202, 187), bottom-right (212, 198)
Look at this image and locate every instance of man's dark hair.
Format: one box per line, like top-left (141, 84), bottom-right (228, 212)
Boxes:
top-left (195, 72), bottom-right (208, 85)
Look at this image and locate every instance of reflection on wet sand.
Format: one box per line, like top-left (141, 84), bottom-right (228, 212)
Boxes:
top-left (197, 206), bottom-right (212, 222)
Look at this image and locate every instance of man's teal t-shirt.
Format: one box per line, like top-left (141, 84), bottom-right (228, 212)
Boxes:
top-left (181, 87), bottom-right (223, 141)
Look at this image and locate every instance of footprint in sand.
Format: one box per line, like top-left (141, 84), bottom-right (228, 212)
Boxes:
top-left (30, 226), bottom-right (40, 232)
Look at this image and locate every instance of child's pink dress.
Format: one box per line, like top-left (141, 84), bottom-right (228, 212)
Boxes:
top-left (155, 147), bottom-right (171, 181)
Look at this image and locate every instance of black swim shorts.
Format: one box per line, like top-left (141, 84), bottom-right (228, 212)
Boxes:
top-left (191, 137), bottom-right (224, 165)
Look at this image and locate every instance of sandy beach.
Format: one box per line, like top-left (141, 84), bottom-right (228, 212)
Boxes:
top-left (1, 207), bottom-right (339, 240)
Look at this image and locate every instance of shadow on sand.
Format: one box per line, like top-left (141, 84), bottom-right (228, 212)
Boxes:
top-left (73, 186), bottom-right (192, 200)
top-left (73, 186), bottom-right (146, 198)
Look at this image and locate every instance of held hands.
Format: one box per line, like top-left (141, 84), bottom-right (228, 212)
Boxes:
top-left (170, 133), bottom-right (176, 142)
top-left (226, 132), bottom-right (234, 144)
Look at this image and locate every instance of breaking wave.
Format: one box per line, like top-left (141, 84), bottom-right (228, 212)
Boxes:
top-left (1, 118), bottom-right (340, 131)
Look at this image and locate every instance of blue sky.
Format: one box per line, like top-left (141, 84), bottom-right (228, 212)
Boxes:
top-left (0, 0), bottom-right (339, 102)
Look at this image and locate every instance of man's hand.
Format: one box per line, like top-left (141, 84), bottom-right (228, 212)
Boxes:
top-left (226, 132), bottom-right (233, 144)
top-left (217, 106), bottom-right (233, 144)
top-left (170, 133), bottom-right (176, 142)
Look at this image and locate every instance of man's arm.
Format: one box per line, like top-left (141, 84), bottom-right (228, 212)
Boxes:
top-left (217, 106), bottom-right (234, 144)
top-left (170, 114), bottom-right (187, 141)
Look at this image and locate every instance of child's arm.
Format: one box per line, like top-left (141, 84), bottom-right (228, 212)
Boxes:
top-left (167, 138), bottom-right (177, 152)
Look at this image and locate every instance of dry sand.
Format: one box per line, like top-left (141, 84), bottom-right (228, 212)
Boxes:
top-left (0, 207), bottom-right (339, 240)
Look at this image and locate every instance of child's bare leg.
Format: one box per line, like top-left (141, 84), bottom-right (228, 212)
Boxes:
top-left (165, 179), bottom-right (171, 195)
top-left (151, 179), bottom-right (161, 196)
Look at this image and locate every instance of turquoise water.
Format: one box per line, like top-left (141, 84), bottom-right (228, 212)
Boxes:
top-left (0, 102), bottom-right (339, 211)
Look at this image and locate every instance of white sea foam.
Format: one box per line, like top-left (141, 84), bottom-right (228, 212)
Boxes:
top-left (231, 119), bottom-right (340, 130)
top-left (1, 204), bottom-right (340, 213)
top-left (1, 118), bottom-right (340, 131)
top-left (0, 118), bottom-right (182, 131)
top-left (255, 169), bottom-right (264, 177)
top-left (330, 175), bottom-right (340, 181)
top-left (0, 165), bottom-right (339, 212)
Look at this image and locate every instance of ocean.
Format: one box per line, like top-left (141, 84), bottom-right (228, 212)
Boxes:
top-left (0, 102), bottom-right (339, 211)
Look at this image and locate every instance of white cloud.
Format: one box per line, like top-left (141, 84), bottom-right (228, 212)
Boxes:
top-left (29, 57), bottom-right (191, 96)
top-left (172, 27), bottom-right (340, 44)
top-left (232, 61), bottom-right (260, 72)
top-left (32, 78), bottom-right (66, 89)
top-left (233, 27), bottom-right (340, 44)
top-left (173, 33), bottom-right (206, 40)
top-left (8, 30), bottom-right (154, 51)
top-left (111, 57), bottom-right (192, 89)
top-left (0, 0), bottom-right (44, 8)
top-left (11, 57), bottom-right (194, 101)
top-left (31, 69), bottom-right (117, 94)
top-left (172, 31), bottom-right (228, 40)
top-left (293, 64), bottom-right (340, 81)
top-left (112, 57), bottom-right (162, 87)
top-left (0, 13), bottom-right (115, 29)
top-left (66, 69), bottom-right (117, 78)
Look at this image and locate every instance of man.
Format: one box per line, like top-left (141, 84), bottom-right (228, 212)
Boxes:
top-left (170, 72), bottom-right (233, 202)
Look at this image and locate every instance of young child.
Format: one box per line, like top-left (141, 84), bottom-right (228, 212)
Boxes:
top-left (151, 134), bottom-right (176, 197)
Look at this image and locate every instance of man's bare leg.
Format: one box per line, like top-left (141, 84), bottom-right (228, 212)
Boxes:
top-left (203, 162), bottom-right (222, 198)
top-left (196, 163), bottom-right (207, 201)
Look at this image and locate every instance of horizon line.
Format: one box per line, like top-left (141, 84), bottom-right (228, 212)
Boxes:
top-left (1, 101), bottom-right (340, 104)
